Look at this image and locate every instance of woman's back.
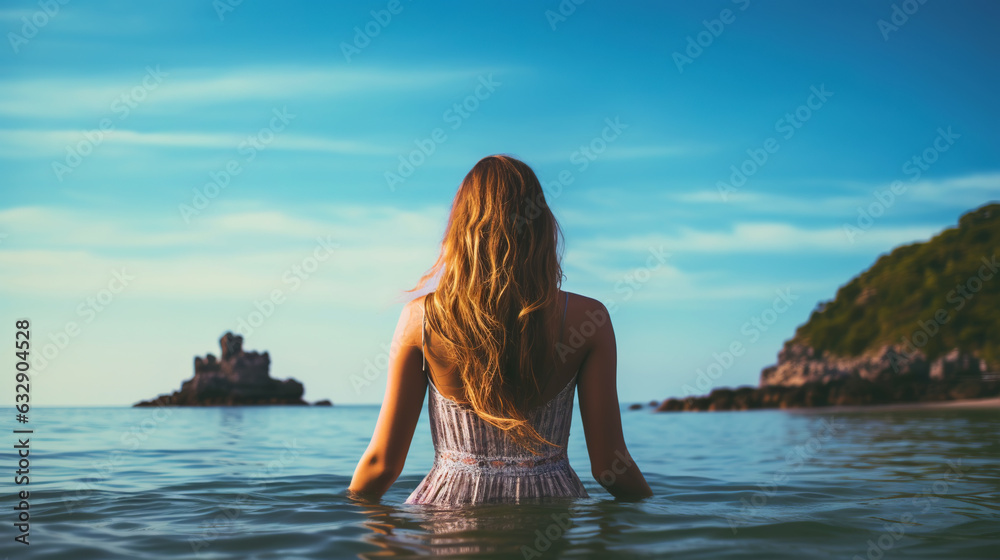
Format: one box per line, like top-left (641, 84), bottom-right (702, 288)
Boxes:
top-left (348, 155), bottom-right (651, 504)
top-left (405, 291), bottom-right (589, 505)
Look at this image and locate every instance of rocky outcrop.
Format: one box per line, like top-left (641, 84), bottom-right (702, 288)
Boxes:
top-left (134, 332), bottom-right (320, 407)
top-left (760, 343), bottom-right (919, 385)
top-left (930, 348), bottom-right (991, 381)
top-left (758, 343), bottom-right (991, 386)
top-left (654, 345), bottom-right (996, 413)
top-left (655, 377), bottom-right (1000, 412)
top-left (655, 202), bottom-right (1000, 412)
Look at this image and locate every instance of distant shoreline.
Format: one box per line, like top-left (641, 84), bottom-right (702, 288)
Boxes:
top-left (788, 396), bottom-right (1000, 413)
top-left (637, 396), bottom-right (1000, 414)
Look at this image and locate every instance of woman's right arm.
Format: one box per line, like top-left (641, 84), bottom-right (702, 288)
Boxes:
top-left (577, 300), bottom-right (653, 500)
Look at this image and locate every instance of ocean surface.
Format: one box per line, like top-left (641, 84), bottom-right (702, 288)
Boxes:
top-left (6, 403), bottom-right (999, 559)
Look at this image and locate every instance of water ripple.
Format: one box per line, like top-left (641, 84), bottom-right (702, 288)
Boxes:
top-left (2, 406), bottom-right (997, 558)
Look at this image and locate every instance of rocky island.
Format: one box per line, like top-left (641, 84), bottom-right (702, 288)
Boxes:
top-left (134, 332), bottom-right (330, 407)
top-left (656, 202), bottom-right (1000, 412)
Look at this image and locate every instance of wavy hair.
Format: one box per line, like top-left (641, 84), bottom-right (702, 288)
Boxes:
top-left (410, 154), bottom-right (564, 454)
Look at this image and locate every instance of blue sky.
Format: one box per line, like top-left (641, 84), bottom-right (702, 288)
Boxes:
top-left (1, 0), bottom-right (998, 406)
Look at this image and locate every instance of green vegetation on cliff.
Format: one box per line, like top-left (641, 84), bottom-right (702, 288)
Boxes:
top-left (794, 203), bottom-right (1000, 365)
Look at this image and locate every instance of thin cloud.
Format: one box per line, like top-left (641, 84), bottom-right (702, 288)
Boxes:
top-left (531, 143), bottom-right (707, 164)
top-left (587, 223), bottom-right (939, 254)
top-left (0, 204), bottom-right (447, 252)
top-left (562, 247), bottom-right (832, 303)
top-left (0, 9), bottom-right (33, 21)
top-left (669, 172), bottom-right (1000, 213)
top-left (601, 144), bottom-right (716, 159)
top-left (0, 129), bottom-right (395, 157)
top-left (0, 204), bottom-right (447, 303)
top-left (0, 66), bottom-right (509, 118)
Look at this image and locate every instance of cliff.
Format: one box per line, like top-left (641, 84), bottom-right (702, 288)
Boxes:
top-left (656, 202), bottom-right (1000, 412)
top-left (134, 332), bottom-right (319, 406)
top-left (761, 202), bottom-right (999, 387)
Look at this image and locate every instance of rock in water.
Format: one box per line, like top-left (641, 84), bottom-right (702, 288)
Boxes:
top-left (134, 332), bottom-right (309, 406)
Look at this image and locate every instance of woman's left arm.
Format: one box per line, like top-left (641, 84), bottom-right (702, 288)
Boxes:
top-left (348, 297), bottom-right (428, 500)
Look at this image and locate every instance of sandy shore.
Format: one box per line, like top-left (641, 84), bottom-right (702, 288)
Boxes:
top-left (791, 397), bottom-right (1000, 413)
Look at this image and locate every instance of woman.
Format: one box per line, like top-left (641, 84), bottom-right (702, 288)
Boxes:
top-left (348, 155), bottom-right (652, 505)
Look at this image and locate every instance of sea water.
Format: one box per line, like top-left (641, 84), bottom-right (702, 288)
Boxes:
top-left (5, 403), bottom-right (998, 559)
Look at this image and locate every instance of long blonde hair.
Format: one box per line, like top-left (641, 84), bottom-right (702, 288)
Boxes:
top-left (411, 155), bottom-right (564, 453)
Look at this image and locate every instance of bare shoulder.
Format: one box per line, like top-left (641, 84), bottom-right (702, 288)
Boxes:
top-left (563, 291), bottom-right (613, 330)
top-left (396, 294), bottom-right (429, 348)
top-left (564, 291), bottom-right (609, 313)
top-left (565, 292), bottom-right (617, 400)
top-left (560, 291), bottom-right (614, 363)
top-left (401, 293), bottom-right (429, 314)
